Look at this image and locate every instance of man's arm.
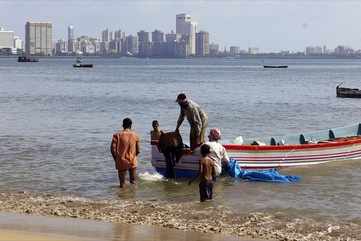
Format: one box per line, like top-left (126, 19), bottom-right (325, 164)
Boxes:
top-left (110, 134), bottom-right (117, 161)
top-left (221, 147), bottom-right (230, 165)
top-left (176, 108), bottom-right (185, 130)
top-left (136, 136), bottom-right (140, 156)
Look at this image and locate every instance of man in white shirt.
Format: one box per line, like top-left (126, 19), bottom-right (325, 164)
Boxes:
top-left (205, 128), bottom-right (229, 176)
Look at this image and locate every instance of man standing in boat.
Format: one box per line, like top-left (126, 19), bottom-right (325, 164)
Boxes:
top-left (175, 93), bottom-right (208, 150)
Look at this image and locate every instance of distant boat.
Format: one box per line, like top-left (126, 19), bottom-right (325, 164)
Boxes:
top-left (73, 57), bottom-right (93, 68)
top-left (263, 65), bottom-right (288, 69)
top-left (17, 56), bottom-right (39, 62)
top-left (336, 83), bottom-right (361, 98)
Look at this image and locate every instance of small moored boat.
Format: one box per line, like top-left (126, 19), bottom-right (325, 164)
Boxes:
top-left (73, 57), bottom-right (93, 68)
top-left (263, 65), bottom-right (288, 68)
top-left (151, 123), bottom-right (361, 177)
top-left (336, 84), bottom-right (361, 98)
top-left (18, 56), bottom-right (39, 62)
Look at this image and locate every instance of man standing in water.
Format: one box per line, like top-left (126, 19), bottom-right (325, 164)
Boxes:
top-left (175, 93), bottom-right (208, 150)
top-left (111, 118), bottom-right (140, 188)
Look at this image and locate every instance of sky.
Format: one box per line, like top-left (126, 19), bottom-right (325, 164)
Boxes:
top-left (1, 0), bottom-right (361, 52)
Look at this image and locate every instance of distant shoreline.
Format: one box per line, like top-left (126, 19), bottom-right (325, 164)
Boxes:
top-left (2, 55), bottom-right (361, 60)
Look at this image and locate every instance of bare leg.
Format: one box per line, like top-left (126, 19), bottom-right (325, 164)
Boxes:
top-left (129, 168), bottom-right (136, 184)
top-left (118, 170), bottom-right (126, 188)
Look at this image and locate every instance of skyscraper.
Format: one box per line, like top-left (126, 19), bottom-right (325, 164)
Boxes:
top-left (124, 35), bottom-right (138, 56)
top-left (196, 31), bottom-right (209, 57)
top-left (25, 22), bottom-right (52, 56)
top-left (151, 30), bottom-right (165, 57)
top-left (67, 25), bottom-right (75, 53)
top-left (176, 13), bottom-right (197, 55)
top-left (137, 30), bottom-right (150, 57)
top-left (101, 29), bottom-right (109, 42)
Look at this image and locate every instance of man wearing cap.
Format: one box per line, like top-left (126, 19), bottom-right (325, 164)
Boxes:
top-left (205, 128), bottom-right (229, 176)
top-left (175, 93), bottom-right (208, 150)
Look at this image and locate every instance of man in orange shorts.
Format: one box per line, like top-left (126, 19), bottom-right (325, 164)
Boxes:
top-left (111, 118), bottom-right (140, 188)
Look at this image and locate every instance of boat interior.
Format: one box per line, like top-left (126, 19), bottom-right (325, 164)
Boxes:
top-left (234, 123), bottom-right (361, 146)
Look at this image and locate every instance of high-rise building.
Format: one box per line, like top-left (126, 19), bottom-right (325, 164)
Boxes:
top-left (25, 22), bottom-right (53, 56)
top-left (137, 30), bottom-right (150, 57)
top-left (176, 13), bottom-right (197, 55)
top-left (195, 31), bottom-right (209, 57)
top-left (124, 35), bottom-right (138, 56)
top-left (13, 36), bottom-right (22, 50)
top-left (0, 27), bottom-right (15, 49)
top-left (305, 46), bottom-right (323, 56)
top-left (152, 30), bottom-right (164, 43)
top-left (55, 39), bottom-right (67, 55)
top-left (67, 25), bottom-right (75, 53)
top-left (114, 30), bottom-right (124, 41)
top-left (209, 43), bottom-right (219, 57)
top-left (101, 28), bottom-right (109, 42)
top-left (248, 47), bottom-right (259, 55)
top-left (151, 30), bottom-right (165, 57)
top-left (166, 31), bottom-right (181, 43)
top-left (229, 46), bottom-right (240, 56)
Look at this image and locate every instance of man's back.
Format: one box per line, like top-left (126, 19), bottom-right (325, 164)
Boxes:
top-left (204, 141), bottom-right (229, 175)
top-left (183, 100), bottom-right (207, 126)
top-left (112, 130), bottom-right (139, 170)
top-left (200, 157), bottom-right (215, 182)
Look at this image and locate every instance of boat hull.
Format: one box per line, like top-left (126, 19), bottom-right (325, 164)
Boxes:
top-left (336, 86), bottom-right (361, 98)
top-left (151, 136), bottom-right (361, 177)
top-left (18, 56), bottom-right (39, 62)
top-left (263, 65), bottom-right (288, 68)
top-left (73, 64), bottom-right (93, 68)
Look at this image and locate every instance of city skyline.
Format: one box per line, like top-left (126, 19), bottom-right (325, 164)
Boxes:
top-left (2, 0), bottom-right (361, 52)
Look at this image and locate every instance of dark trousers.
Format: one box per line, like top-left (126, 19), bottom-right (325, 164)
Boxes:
top-left (118, 168), bottom-right (136, 188)
top-left (199, 180), bottom-right (213, 202)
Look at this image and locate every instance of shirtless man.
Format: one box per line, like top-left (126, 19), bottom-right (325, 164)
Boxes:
top-left (150, 120), bottom-right (163, 142)
top-left (198, 144), bottom-right (216, 202)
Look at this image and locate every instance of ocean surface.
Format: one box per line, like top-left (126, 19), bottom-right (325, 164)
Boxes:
top-left (1, 57), bottom-right (361, 222)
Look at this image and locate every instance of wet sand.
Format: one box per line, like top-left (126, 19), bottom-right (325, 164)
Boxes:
top-left (0, 212), bottom-right (250, 241)
top-left (0, 191), bottom-right (359, 241)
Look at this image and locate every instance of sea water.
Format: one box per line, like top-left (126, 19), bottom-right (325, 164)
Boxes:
top-left (1, 57), bottom-right (361, 222)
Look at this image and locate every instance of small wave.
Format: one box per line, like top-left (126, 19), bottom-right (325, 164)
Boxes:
top-left (139, 172), bottom-right (164, 182)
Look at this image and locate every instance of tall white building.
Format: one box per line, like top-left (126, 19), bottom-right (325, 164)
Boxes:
top-left (68, 25), bottom-right (75, 53)
top-left (13, 36), bottom-right (22, 50)
top-left (25, 22), bottom-right (53, 56)
top-left (0, 27), bottom-right (15, 49)
top-left (176, 13), bottom-right (197, 55)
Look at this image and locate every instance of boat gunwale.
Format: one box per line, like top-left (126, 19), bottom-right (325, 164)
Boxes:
top-left (224, 136), bottom-right (361, 151)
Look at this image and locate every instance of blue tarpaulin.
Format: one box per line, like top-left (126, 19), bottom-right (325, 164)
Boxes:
top-left (227, 159), bottom-right (300, 183)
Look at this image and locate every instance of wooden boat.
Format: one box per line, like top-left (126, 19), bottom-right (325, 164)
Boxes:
top-left (336, 85), bottom-right (361, 98)
top-left (151, 123), bottom-right (361, 177)
top-left (263, 65), bottom-right (288, 69)
top-left (17, 56), bottom-right (39, 62)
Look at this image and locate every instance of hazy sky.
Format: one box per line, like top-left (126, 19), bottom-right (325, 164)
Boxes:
top-left (1, 0), bottom-right (361, 52)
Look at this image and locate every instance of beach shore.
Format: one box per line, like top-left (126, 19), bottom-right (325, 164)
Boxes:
top-left (0, 212), bottom-right (245, 241)
top-left (0, 191), bottom-right (360, 241)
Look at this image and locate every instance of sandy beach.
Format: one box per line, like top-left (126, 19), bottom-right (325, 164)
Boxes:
top-left (0, 211), bottom-right (250, 241)
top-left (0, 191), bottom-right (359, 241)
